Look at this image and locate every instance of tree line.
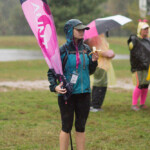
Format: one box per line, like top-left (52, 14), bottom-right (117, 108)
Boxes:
top-left (1, 0), bottom-right (149, 36)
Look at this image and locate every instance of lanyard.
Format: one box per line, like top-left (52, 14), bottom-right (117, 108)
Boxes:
top-left (74, 41), bottom-right (81, 70)
top-left (65, 43), bottom-right (81, 72)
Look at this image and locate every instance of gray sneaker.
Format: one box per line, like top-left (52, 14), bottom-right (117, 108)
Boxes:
top-left (90, 107), bottom-right (103, 112)
top-left (131, 105), bottom-right (140, 111)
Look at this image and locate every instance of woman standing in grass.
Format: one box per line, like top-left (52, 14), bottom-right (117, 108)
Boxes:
top-left (48, 19), bottom-right (98, 150)
top-left (127, 20), bottom-right (150, 111)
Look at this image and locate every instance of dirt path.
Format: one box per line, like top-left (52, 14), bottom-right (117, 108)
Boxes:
top-left (0, 80), bottom-right (49, 91)
top-left (0, 79), bottom-right (134, 92)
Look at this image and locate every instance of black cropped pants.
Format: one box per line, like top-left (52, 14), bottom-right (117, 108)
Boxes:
top-left (58, 93), bottom-right (90, 133)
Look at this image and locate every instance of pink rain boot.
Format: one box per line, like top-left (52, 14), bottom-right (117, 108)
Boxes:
top-left (131, 87), bottom-right (141, 111)
top-left (140, 88), bottom-right (148, 109)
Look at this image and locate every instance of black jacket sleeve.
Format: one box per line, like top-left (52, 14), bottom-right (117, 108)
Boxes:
top-left (127, 35), bottom-right (137, 48)
top-left (47, 69), bottom-right (57, 92)
top-left (84, 44), bottom-right (98, 75)
top-left (89, 60), bottom-right (98, 75)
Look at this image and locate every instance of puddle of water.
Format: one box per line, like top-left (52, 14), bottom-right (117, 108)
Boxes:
top-left (0, 49), bottom-right (43, 61)
top-left (0, 49), bottom-right (129, 62)
top-left (114, 54), bottom-right (129, 60)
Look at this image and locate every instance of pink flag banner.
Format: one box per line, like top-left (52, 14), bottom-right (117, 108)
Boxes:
top-left (20, 0), bottom-right (63, 75)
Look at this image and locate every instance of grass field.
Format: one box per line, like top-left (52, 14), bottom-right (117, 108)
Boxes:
top-left (0, 59), bottom-right (131, 82)
top-left (0, 60), bottom-right (48, 81)
top-left (0, 89), bottom-right (150, 150)
top-left (0, 36), bottom-right (66, 51)
top-left (0, 36), bottom-right (129, 55)
top-left (0, 36), bottom-right (150, 150)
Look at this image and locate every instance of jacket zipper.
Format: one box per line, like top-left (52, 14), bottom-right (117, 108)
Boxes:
top-left (81, 58), bottom-right (83, 93)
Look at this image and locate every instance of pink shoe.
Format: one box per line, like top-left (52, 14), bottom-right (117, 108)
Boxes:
top-left (140, 105), bottom-right (148, 109)
top-left (131, 105), bottom-right (140, 111)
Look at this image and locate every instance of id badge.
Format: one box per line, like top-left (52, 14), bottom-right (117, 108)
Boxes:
top-left (70, 71), bottom-right (78, 84)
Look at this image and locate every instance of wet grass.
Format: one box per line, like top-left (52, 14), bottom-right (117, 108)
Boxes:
top-left (0, 36), bottom-right (40, 50)
top-left (87, 88), bottom-right (150, 150)
top-left (0, 59), bottom-right (131, 81)
top-left (108, 37), bottom-right (129, 55)
top-left (112, 59), bottom-right (131, 79)
top-left (0, 89), bottom-right (150, 150)
top-left (0, 36), bottom-right (66, 51)
top-left (0, 36), bottom-right (128, 54)
top-left (0, 60), bottom-right (48, 81)
top-left (1, 36), bottom-right (148, 149)
top-left (0, 90), bottom-right (60, 150)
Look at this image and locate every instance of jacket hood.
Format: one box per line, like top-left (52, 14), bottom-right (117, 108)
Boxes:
top-left (64, 19), bottom-right (83, 45)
